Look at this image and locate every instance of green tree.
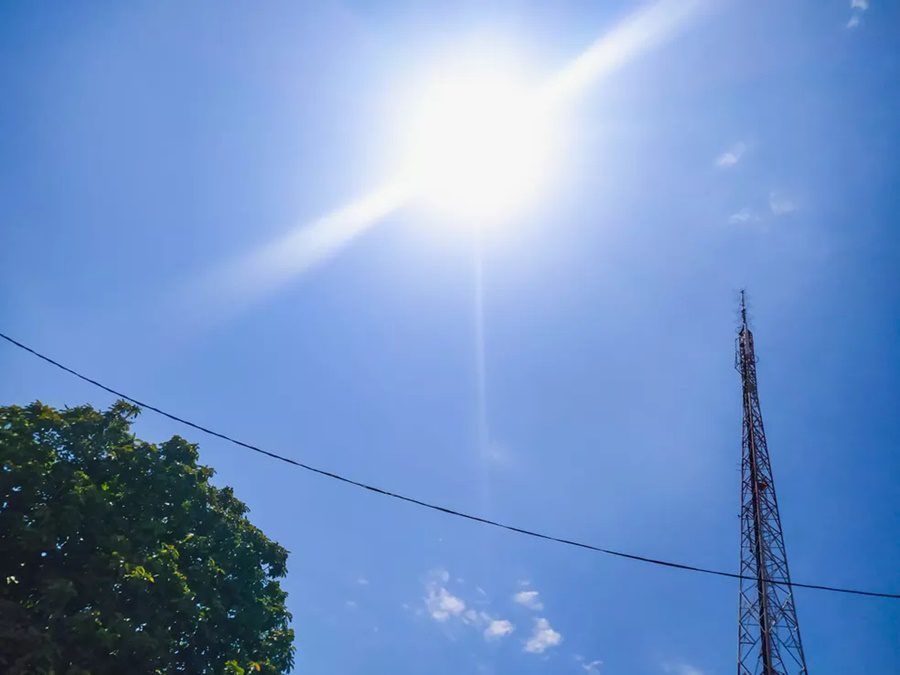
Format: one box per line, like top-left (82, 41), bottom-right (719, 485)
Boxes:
top-left (0, 401), bottom-right (295, 674)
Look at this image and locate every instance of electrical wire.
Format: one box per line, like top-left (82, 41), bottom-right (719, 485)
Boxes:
top-left (1, 330), bottom-right (897, 600)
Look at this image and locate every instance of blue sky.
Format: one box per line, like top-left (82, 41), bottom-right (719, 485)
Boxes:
top-left (1, 1), bottom-right (898, 673)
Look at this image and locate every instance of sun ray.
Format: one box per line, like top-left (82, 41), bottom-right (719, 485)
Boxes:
top-left (544, 0), bottom-right (707, 105)
top-left (194, 180), bottom-right (410, 314)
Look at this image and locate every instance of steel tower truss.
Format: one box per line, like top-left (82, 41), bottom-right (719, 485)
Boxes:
top-left (736, 293), bottom-right (808, 675)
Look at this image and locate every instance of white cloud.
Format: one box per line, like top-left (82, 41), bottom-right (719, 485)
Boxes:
top-left (728, 207), bottom-right (756, 224)
top-left (421, 571), bottom-right (514, 642)
top-left (426, 586), bottom-right (465, 621)
top-left (513, 590), bottom-right (544, 611)
top-left (576, 655), bottom-right (604, 673)
top-left (848, 0), bottom-right (868, 28)
top-left (357, 577), bottom-right (369, 585)
top-left (464, 610), bottom-right (515, 641)
top-left (715, 142), bottom-right (746, 168)
top-left (424, 572), bottom-right (466, 622)
top-left (345, 600), bottom-right (358, 610)
top-left (729, 193), bottom-right (796, 224)
top-left (662, 662), bottom-right (704, 675)
top-left (524, 617), bottom-right (563, 654)
top-left (484, 619), bottom-right (515, 640)
top-left (769, 192), bottom-right (797, 216)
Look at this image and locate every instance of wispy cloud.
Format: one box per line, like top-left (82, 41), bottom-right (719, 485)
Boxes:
top-left (715, 142), bottom-right (746, 168)
top-left (513, 590), bottom-right (544, 611)
top-left (662, 662), bottom-right (704, 675)
top-left (728, 190), bottom-right (797, 225)
top-left (728, 207), bottom-right (756, 224)
top-left (847, 0), bottom-right (868, 28)
top-left (576, 655), bottom-right (604, 673)
top-left (769, 192), bottom-right (797, 216)
top-left (524, 617), bottom-right (563, 654)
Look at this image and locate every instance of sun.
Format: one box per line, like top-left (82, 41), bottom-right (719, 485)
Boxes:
top-left (399, 67), bottom-right (559, 228)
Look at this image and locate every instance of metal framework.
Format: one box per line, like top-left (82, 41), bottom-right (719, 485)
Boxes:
top-left (736, 292), bottom-right (808, 675)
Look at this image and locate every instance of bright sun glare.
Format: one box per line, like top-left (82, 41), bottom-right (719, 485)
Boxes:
top-left (401, 69), bottom-right (559, 227)
top-left (207, 0), bottom-right (708, 308)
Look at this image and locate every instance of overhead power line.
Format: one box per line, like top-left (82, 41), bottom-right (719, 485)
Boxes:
top-left (1, 330), bottom-right (897, 601)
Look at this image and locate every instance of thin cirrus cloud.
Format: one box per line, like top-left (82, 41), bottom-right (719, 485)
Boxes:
top-left (197, 0), bottom-right (710, 314)
top-left (524, 617), bottom-right (563, 654)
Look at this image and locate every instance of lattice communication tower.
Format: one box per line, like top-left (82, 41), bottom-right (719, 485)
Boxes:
top-left (736, 292), bottom-right (808, 675)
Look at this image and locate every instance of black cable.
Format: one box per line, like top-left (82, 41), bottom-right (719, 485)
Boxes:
top-left (1, 330), bottom-right (897, 600)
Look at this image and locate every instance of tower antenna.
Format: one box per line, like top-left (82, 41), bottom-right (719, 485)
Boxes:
top-left (740, 289), bottom-right (748, 328)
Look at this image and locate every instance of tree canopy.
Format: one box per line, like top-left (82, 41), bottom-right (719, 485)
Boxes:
top-left (0, 401), bottom-right (295, 674)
